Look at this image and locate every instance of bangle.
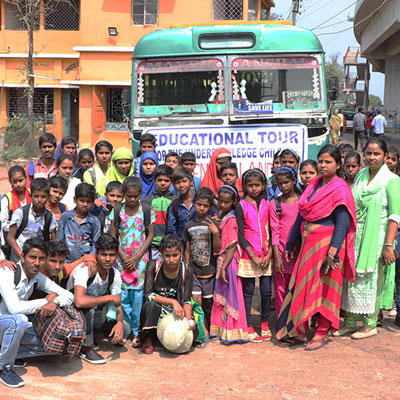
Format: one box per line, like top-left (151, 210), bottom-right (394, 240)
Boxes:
top-left (384, 243), bottom-right (393, 247)
top-left (188, 319), bottom-right (196, 329)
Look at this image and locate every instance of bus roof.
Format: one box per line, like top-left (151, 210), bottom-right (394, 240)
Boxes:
top-left (133, 24), bottom-right (323, 59)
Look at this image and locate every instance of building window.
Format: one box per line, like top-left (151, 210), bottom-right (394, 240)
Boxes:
top-left (44, 0), bottom-right (80, 31)
top-left (132, 0), bottom-right (158, 26)
top-left (5, 1), bottom-right (40, 30)
top-left (213, 0), bottom-right (243, 20)
top-left (248, 0), bottom-right (258, 21)
top-left (106, 88), bottom-right (131, 131)
top-left (8, 88), bottom-right (54, 123)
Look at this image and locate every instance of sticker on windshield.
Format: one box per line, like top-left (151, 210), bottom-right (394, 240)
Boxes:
top-left (233, 99), bottom-right (273, 114)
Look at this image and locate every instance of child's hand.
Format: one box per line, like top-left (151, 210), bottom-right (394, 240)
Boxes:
top-left (219, 268), bottom-right (228, 284)
top-left (82, 261), bottom-right (97, 277)
top-left (123, 254), bottom-right (141, 270)
top-left (204, 218), bottom-right (219, 235)
top-left (211, 214), bottom-right (221, 223)
top-left (172, 300), bottom-right (185, 319)
top-left (251, 255), bottom-right (264, 268)
top-left (261, 253), bottom-right (272, 270)
top-left (273, 256), bottom-right (284, 274)
top-left (94, 198), bottom-right (108, 211)
top-left (285, 244), bottom-right (298, 262)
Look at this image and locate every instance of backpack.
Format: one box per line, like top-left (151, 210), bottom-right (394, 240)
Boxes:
top-left (32, 305), bottom-right (84, 361)
top-left (86, 267), bottom-right (115, 294)
top-left (113, 202), bottom-right (151, 237)
top-left (28, 161), bottom-right (35, 178)
top-left (170, 198), bottom-right (180, 221)
top-left (16, 204), bottom-right (53, 241)
top-left (274, 194), bottom-right (300, 218)
top-left (0, 264), bottom-right (38, 303)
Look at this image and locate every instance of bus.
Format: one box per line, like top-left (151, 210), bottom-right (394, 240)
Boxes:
top-left (130, 22), bottom-right (332, 178)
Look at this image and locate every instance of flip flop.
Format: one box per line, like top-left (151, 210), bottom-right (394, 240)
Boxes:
top-left (278, 338), bottom-right (306, 348)
top-left (304, 336), bottom-right (330, 351)
top-left (196, 337), bottom-right (210, 349)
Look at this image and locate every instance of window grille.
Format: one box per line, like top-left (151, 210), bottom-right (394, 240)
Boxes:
top-left (8, 88), bottom-right (54, 123)
top-left (5, 1), bottom-right (40, 30)
top-left (44, 0), bottom-right (80, 31)
top-left (106, 88), bottom-right (131, 131)
top-left (132, 0), bottom-right (158, 26)
top-left (213, 0), bottom-right (243, 20)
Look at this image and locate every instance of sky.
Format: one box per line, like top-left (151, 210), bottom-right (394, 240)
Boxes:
top-left (273, 0), bottom-right (385, 100)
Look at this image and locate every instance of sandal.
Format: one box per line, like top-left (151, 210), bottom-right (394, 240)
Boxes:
top-left (304, 336), bottom-right (330, 351)
top-left (196, 337), bottom-right (210, 349)
top-left (141, 345), bottom-right (154, 355)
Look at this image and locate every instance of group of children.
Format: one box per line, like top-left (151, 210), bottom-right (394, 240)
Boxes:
top-left (1, 130), bottom-right (400, 370)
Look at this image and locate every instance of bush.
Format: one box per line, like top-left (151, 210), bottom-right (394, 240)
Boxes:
top-left (3, 114), bottom-right (44, 161)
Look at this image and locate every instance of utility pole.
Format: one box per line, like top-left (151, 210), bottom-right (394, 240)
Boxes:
top-left (291, 0), bottom-right (301, 25)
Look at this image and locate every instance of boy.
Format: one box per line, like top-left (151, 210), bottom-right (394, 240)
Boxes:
top-left (183, 187), bottom-right (220, 327)
top-left (181, 151), bottom-right (201, 190)
top-left (46, 175), bottom-right (68, 223)
top-left (220, 162), bottom-right (239, 187)
top-left (338, 143), bottom-right (354, 165)
top-left (8, 178), bottom-right (56, 262)
top-left (167, 167), bottom-right (196, 240)
top-left (134, 133), bottom-right (157, 176)
top-left (67, 234), bottom-right (130, 364)
top-left (142, 165), bottom-right (175, 260)
top-left (57, 183), bottom-right (101, 262)
top-left (165, 152), bottom-right (180, 170)
top-left (26, 133), bottom-right (57, 186)
top-left (91, 181), bottom-right (123, 233)
top-left (0, 238), bottom-right (74, 388)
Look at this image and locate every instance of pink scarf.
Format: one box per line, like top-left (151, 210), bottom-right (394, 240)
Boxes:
top-left (298, 176), bottom-right (357, 282)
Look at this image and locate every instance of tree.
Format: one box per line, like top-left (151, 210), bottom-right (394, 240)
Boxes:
top-left (369, 94), bottom-right (382, 108)
top-left (4, 0), bottom-right (76, 149)
top-left (324, 53), bottom-right (346, 102)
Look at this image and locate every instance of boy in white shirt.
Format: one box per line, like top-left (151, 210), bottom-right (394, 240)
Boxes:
top-left (67, 234), bottom-right (130, 364)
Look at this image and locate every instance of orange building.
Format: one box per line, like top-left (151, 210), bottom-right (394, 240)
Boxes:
top-left (0, 0), bottom-right (274, 148)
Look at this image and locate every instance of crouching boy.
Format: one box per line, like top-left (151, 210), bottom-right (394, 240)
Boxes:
top-left (0, 238), bottom-right (74, 388)
top-left (67, 234), bottom-right (130, 365)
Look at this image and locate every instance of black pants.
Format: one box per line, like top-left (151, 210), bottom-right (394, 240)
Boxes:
top-left (354, 130), bottom-right (367, 151)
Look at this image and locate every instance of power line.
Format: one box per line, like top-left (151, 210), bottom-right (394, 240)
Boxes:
top-left (300, 0), bottom-right (332, 20)
top-left (313, 19), bottom-right (350, 31)
top-left (311, 1), bottom-right (357, 30)
top-left (317, 26), bottom-right (353, 36)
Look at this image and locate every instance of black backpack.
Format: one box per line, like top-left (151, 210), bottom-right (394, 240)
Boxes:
top-left (16, 204), bottom-right (53, 241)
top-left (67, 267), bottom-right (115, 294)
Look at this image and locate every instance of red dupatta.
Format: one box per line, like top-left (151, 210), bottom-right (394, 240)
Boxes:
top-left (298, 176), bottom-right (357, 282)
top-left (200, 148), bottom-right (231, 193)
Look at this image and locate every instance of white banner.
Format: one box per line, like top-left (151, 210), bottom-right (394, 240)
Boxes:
top-left (145, 125), bottom-right (307, 179)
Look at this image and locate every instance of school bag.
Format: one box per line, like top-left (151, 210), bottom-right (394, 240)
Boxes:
top-left (32, 305), bottom-right (84, 360)
top-left (16, 204), bottom-right (53, 241)
top-left (113, 202), bottom-right (151, 237)
top-left (274, 194), bottom-right (300, 218)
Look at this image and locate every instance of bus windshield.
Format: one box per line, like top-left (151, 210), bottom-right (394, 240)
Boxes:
top-left (136, 58), bottom-right (225, 110)
top-left (231, 56), bottom-right (322, 114)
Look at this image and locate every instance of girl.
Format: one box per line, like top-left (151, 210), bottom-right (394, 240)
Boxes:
top-left (341, 138), bottom-right (400, 339)
top-left (299, 159), bottom-right (318, 190)
top-left (139, 151), bottom-right (159, 198)
top-left (200, 148), bottom-right (232, 193)
top-left (83, 140), bottom-right (113, 195)
top-left (73, 148), bottom-right (95, 181)
top-left (56, 154), bottom-right (81, 210)
top-left (386, 146), bottom-right (400, 177)
top-left (0, 166), bottom-right (31, 242)
top-left (235, 169), bottom-right (272, 343)
top-left (276, 145), bottom-right (356, 350)
top-left (270, 167), bottom-right (300, 315)
top-left (344, 151), bottom-right (361, 189)
top-left (210, 185), bottom-right (248, 343)
top-left (140, 234), bottom-right (196, 354)
top-left (268, 149), bottom-right (301, 200)
top-left (98, 147), bottom-right (134, 196)
top-left (110, 176), bottom-right (155, 348)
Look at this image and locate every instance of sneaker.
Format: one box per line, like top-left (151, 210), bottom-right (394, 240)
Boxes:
top-left (388, 306), bottom-right (397, 317)
top-left (351, 328), bottom-right (378, 340)
top-left (248, 326), bottom-right (263, 343)
top-left (78, 349), bottom-right (106, 364)
top-left (0, 365), bottom-right (25, 388)
top-left (260, 322), bottom-right (272, 341)
top-left (13, 359), bottom-right (26, 368)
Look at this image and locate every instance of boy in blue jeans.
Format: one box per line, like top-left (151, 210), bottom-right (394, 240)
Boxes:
top-left (57, 183), bottom-right (101, 262)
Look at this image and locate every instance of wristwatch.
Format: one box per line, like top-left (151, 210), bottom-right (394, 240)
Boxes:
top-left (52, 298), bottom-right (60, 306)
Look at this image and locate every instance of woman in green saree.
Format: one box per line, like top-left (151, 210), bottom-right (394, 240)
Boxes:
top-left (339, 137), bottom-right (400, 339)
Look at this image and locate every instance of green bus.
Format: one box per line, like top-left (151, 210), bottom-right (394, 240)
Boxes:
top-left (131, 22), bottom-right (331, 178)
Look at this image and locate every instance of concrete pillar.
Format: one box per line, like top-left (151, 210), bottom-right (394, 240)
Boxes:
top-left (384, 54), bottom-right (400, 114)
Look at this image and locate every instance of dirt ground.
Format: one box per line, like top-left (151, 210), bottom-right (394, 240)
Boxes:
top-left (2, 309), bottom-right (400, 400)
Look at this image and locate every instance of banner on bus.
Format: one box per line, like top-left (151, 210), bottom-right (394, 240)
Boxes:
top-left (145, 125), bottom-right (307, 179)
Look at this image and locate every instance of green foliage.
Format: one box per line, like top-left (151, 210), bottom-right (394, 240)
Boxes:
top-left (2, 114), bottom-right (43, 161)
top-left (369, 94), bottom-right (382, 108)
